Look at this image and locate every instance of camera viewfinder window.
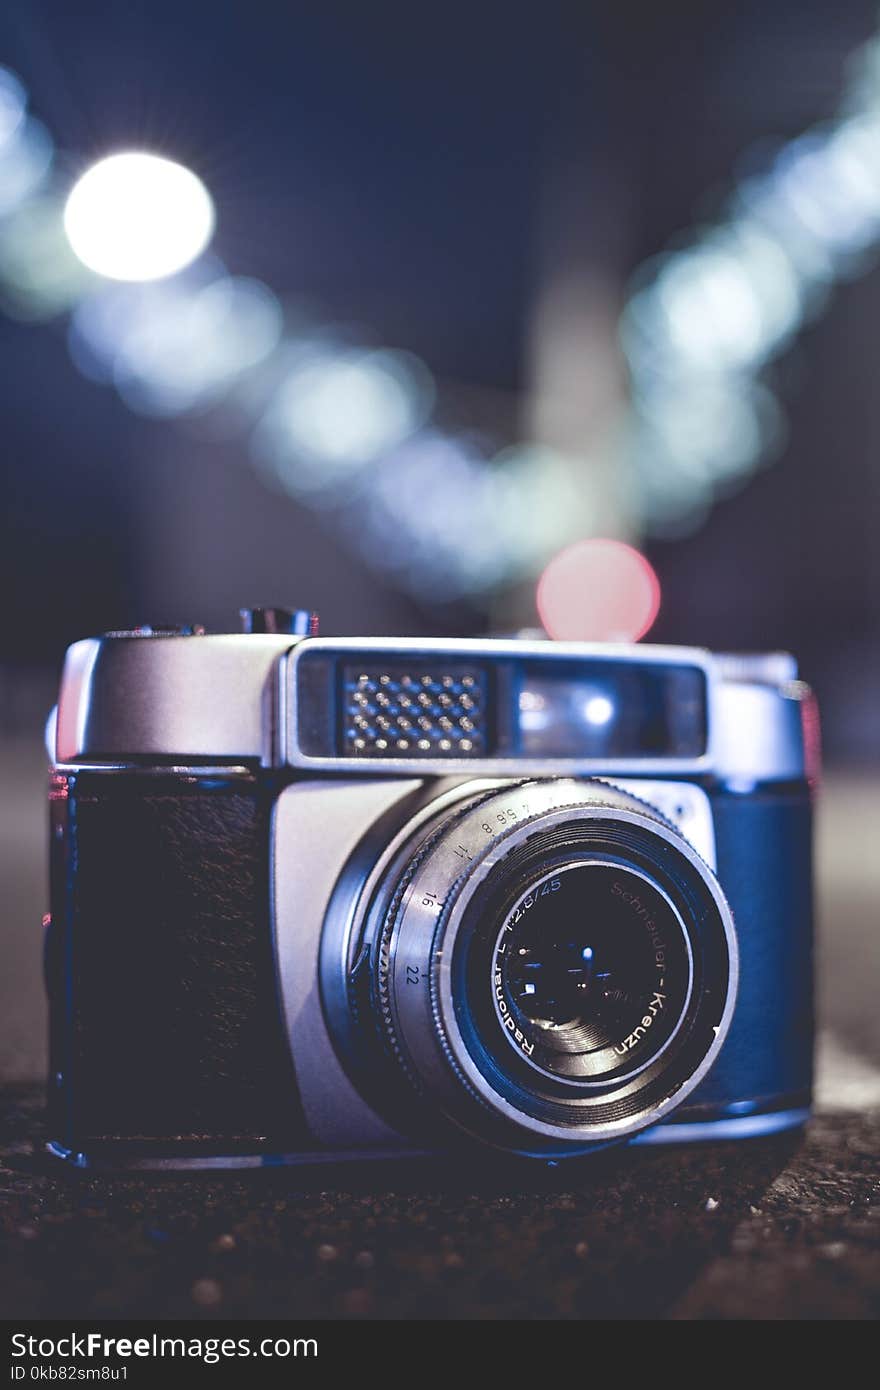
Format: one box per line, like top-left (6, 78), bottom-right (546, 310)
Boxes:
top-left (517, 661), bottom-right (706, 758)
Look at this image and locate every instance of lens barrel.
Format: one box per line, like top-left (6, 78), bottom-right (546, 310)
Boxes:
top-left (348, 779), bottom-right (737, 1156)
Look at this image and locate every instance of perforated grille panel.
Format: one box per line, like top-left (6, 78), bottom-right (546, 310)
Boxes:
top-left (341, 665), bottom-right (487, 757)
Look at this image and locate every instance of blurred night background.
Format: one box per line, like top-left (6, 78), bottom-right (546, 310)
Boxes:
top-left (0, 2), bottom-right (877, 1088)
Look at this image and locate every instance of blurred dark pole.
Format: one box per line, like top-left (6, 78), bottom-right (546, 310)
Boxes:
top-left (493, 12), bottom-right (634, 632)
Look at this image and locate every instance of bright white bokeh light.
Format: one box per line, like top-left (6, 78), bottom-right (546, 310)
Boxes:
top-left (64, 152), bottom-right (215, 282)
top-left (656, 247), bottom-right (767, 370)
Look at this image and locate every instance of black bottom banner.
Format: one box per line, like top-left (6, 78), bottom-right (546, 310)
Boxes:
top-left (0, 1315), bottom-right (852, 1380)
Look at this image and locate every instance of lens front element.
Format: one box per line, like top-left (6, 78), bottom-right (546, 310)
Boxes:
top-left (493, 863), bottom-right (691, 1083)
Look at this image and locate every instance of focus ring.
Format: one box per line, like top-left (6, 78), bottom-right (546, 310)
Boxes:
top-left (372, 782), bottom-right (533, 1106)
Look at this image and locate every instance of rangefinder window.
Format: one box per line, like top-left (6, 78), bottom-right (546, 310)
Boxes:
top-left (516, 661), bottom-right (707, 759)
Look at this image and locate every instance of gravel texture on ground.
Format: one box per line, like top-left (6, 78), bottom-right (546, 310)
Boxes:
top-left (1, 1087), bottom-right (877, 1320)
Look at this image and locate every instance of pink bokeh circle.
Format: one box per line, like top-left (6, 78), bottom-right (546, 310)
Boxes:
top-left (536, 538), bottom-right (661, 642)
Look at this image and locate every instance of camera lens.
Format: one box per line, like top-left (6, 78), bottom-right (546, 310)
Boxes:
top-left (492, 864), bottom-right (690, 1083)
top-left (336, 778), bottom-right (737, 1157)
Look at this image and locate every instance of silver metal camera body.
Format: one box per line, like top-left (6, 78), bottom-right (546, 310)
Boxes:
top-left (47, 625), bottom-right (817, 1168)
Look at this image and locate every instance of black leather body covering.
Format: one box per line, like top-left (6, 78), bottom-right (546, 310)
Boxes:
top-left (47, 769), bottom-right (307, 1156)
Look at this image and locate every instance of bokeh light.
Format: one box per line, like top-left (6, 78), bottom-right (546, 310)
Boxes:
top-left (67, 258), bottom-right (283, 416)
top-left (339, 432), bottom-right (503, 597)
top-left (0, 115), bottom-right (53, 218)
top-left (64, 152), bottom-right (215, 282)
top-left (536, 539), bottom-right (661, 642)
top-left (253, 347), bottom-right (434, 495)
top-left (487, 445), bottom-right (588, 572)
top-left (0, 197), bottom-right (94, 320)
top-left (113, 276), bottom-right (283, 416)
top-left (0, 67), bottom-right (26, 148)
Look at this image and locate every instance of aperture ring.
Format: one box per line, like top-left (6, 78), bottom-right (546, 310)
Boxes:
top-left (372, 781), bottom-right (535, 1110)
